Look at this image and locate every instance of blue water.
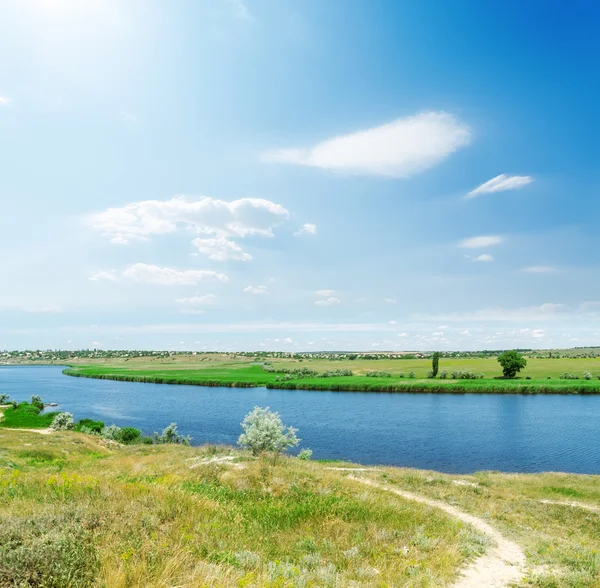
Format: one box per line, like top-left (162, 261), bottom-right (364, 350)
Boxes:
top-left (1, 365), bottom-right (599, 474)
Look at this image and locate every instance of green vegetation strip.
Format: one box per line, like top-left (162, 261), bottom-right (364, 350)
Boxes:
top-left (63, 365), bottom-right (600, 394)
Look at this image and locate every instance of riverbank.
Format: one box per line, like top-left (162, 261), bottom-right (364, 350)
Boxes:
top-left (63, 364), bottom-right (600, 394)
top-left (1, 427), bottom-right (599, 586)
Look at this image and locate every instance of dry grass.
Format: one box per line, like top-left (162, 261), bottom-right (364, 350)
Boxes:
top-left (1, 428), bottom-right (599, 586)
top-left (0, 429), bottom-right (481, 587)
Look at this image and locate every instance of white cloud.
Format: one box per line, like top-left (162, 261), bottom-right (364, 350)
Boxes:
top-left (243, 285), bottom-right (269, 295)
top-left (0, 96), bottom-right (10, 106)
top-left (227, 0), bottom-right (254, 20)
top-left (120, 111), bottom-right (139, 125)
top-left (122, 263), bottom-right (228, 286)
top-left (316, 289), bottom-right (335, 297)
top-left (90, 196), bottom-right (290, 258)
top-left (315, 297), bottom-right (340, 306)
top-left (262, 111), bottom-right (471, 177)
top-left (284, 337), bottom-right (293, 344)
top-left (468, 174), bottom-right (534, 198)
top-left (459, 236), bottom-right (503, 248)
top-left (384, 298), bottom-right (397, 304)
top-left (22, 305), bottom-right (62, 313)
top-left (397, 332), bottom-right (408, 337)
top-left (416, 302), bottom-right (568, 323)
top-left (295, 223), bottom-right (317, 236)
top-left (474, 254), bottom-right (494, 262)
top-left (521, 266), bottom-right (555, 274)
top-left (89, 270), bottom-right (117, 281)
top-left (192, 237), bottom-right (252, 261)
top-left (175, 295), bottom-right (217, 306)
top-left (389, 320), bottom-right (397, 325)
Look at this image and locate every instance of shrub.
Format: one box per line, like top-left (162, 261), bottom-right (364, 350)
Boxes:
top-left (298, 448), bottom-right (313, 460)
top-left (154, 423), bottom-right (191, 445)
top-left (560, 372), bottom-right (579, 380)
top-left (238, 406), bottom-right (299, 457)
top-left (0, 393), bottom-right (10, 404)
top-left (138, 436), bottom-right (154, 445)
top-left (77, 418), bottom-right (104, 434)
top-left (439, 370), bottom-right (448, 379)
top-left (399, 372), bottom-right (405, 378)
top-left (30, 395), bottom-right (43, 410)
top-left (365, 371), bottom-right (393, 378)
top-left (79, 425), bottom-right (98, 435)
top-left (50, 412), bottom-right (75, 431)
top-left (497, 350), bottom-right (527, 378)
top-left (583, 371), bottom-right (593, 380)
top-left (10, 400), bottom-right (18, 409)
top-left (101, 424), bottom-right (122, 441)
top-left (408, 372), bottom-right (416, 379)
top-left (0, 511), bottom-right (99, 587)
top-left (119, 427), bottom-right (142, 444)
top-left (426, 370), bottom-right (435, 379)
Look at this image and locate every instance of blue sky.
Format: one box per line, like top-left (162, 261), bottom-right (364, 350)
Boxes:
top-left (1, 0), bottom-right (599, 351)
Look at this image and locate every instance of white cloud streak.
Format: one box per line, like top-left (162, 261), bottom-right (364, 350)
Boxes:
top-left (262, 111), bottom-right (471, 177)
top-left (243, 285), bottom-right (269, 295)
top-left (474, 254), bottom-right (494, 262)
top-left (467, 174), bottom-right (534, 198)
top-left (521, 266), bottom-right (555, 274)
top-left (175, 295), bottom-right (217, 306)
top-left (192, 237), bottom-right (252, 261)
top-left (294, 223), bottom-right (317, 236)
top-left (122, 263), bottom-right (228, 286)
top-left (458, 236), bottom-right (503, 248)
top-left (315, 297), bottom-right (340, 307)
top-left (89, 270), bottom-right (117, 281)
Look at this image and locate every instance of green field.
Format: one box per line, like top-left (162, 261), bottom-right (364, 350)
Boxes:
top-left (62, 354), bottom-right (600, 394)
top-left (1, 427), bottom-right (599, 586)
top-left (0, 402), bottom-right (56, 429)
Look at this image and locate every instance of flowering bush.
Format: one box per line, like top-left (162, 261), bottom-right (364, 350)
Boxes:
top-left (298, 448), bottom-right (313, 460)
top-left (238, 406), bottom-right (299, 456)
top-left (51, 412), bottom-right (75, 431)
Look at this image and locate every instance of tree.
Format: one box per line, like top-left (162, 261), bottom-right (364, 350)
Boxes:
top-left (431, 352), bottom-right (441, 378)
top-left (497, 350), bottom-right (527, 378)
top-left (238, 406), bottom-right (299, 457)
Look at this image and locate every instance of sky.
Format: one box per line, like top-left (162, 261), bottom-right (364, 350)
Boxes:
top-left (1, 0), bottom-right (599, 352)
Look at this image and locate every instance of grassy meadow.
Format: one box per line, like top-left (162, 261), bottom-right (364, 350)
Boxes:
top-left (1, 426), bottom-right (600, 586)
top-left (62, 353), bottom-right (600, 393)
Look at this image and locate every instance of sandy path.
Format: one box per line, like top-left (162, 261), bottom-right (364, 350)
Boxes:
top-left (350, 477), bottom-right (525, 588)
top-left (0, 427), bottom-right (53, 435)
top-left (539, 499), bottom-right (600, 513)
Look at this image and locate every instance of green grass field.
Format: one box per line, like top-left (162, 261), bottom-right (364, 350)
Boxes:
top-left (0, 402), bottom-right (56, 429)
top-left (62, 354), bottom-right (600, 394)
top-left (1, 428), bottom-right (599, 586)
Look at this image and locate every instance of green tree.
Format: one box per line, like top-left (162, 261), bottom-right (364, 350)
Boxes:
top-left (497, 350), bottom-right (527, 378)
top-left (431, 352), bottom-right (440, 378)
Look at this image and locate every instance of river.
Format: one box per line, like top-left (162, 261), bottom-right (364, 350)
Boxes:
top-left (1, 365), bottom-right (599, 474)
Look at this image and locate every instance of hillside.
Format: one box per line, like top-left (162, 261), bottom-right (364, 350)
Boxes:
top-left (1, 427), bottom-right (599, 586)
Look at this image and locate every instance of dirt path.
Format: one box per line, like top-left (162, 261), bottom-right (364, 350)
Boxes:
top-left (0, 427), bottom-right (53, 435)
top-left (539, 499), bottom-right (600, 513)
top-left (350, 477), bottom-right (525, 588)
top-left (0, 405), bottom-right (53, 435)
